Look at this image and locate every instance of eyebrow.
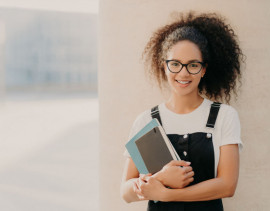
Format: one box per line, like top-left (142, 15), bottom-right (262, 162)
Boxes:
top-left (171, 59), bottom-right (202, 63)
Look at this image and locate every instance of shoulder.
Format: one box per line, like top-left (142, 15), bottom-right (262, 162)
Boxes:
top-left (219, 103), bottom-right (240, 121)
top-left (132, 103), bottom-right (166, 123)
top-left (128, 106), bottom-right (157, 139)
top-left (215, 103), bottom-right (241, 135)
top-left (206, 100), bottom-right (240, 128)
top-left (216, 103), bottom-right (242, 148)
top-left (206, 99), bottom-right (238, 115)
top-left (132, 108), bottom-right (152, 127)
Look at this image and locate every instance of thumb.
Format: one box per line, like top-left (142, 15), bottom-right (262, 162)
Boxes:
top-left (139, 173), bottom-right (152, 178)
top-left (140, 173), bottom-right (152, 181)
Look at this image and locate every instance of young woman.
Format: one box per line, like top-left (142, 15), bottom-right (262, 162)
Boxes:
top-left (121, 12), bottom-right (244, 211)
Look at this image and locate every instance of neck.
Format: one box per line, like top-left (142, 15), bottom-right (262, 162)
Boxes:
top-left (166, 92), bottom-right (204, 114)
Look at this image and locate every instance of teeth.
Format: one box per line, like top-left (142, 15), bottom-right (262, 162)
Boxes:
top-left (177, 80), bottom-right (190, 84)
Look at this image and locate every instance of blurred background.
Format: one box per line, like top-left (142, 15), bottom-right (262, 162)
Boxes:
top-left (0, 1), bottom-right (99, 210)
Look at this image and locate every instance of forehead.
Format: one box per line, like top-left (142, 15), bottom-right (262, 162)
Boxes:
top-left (166, 40), bottom-right (203, 62)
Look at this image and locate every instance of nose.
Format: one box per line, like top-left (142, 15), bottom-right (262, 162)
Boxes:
top-left (178, 65), bottom-right (190, 77)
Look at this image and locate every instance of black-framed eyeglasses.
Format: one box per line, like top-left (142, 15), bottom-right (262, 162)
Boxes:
top-left (165, 60), bottom-right (205, 75)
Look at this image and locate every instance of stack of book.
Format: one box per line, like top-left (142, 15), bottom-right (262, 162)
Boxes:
top-left (125, 118), bottom-right (180, 174)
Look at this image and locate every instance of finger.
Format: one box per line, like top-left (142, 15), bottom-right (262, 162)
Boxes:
top-left (133, 183), bottom-right (141, 194)
top-left (144, 175), bottom-right (152, 182)
top-left (187, 176), bottom-right (194, 184)
top-left (133, 181), bottom-right (139, 192)
top-left (167, 160), bottom-right (191, 167)
top-left (139, 174), bottom-right (145, 181)
top-left (140, 173), bottom-right (152, 182)
top-left (136, 179), bottom-right (142, 190)
top-left (139, 177), bottom-right (146, 186)
top-left (183, 166), bottom-right (193, 173)
top-left (140, 174), bottom-right (147, 182)
top-left (134, 184), bottom-right (145, 198)
top-left (135, 190), bottom-right (144, 200)
top-left (183, 177), bottom-right (194, 187)
top-left (185, 170), bottom-right (195, 179)
top-left (137, 194), bottom-right (146, 200)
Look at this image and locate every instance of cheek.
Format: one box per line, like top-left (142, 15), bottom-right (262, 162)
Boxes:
top-left (193, 75), bottom-right (203, 86)
top-left (166, 72), bottom-right (175, 84)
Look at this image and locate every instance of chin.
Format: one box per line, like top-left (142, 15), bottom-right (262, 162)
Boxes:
top-left (172, 87), bottom-right (199, 97)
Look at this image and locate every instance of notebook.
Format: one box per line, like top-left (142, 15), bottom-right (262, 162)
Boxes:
top-left (125, 118), bottom-right (180, 174)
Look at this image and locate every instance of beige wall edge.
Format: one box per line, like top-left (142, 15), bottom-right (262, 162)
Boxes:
top-left (99, 1), bottom-right (270, 210)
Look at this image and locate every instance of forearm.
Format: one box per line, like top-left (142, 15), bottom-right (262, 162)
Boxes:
top-left (121, 178), bottom-right (142, 203)
top-left (162, 145), bottom-right (239, 202)
top-left (163, 177), bottom-right (236, 202)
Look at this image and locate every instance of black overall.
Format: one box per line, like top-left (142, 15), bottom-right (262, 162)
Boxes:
top-left (148, 102), bottom-right (223, 211)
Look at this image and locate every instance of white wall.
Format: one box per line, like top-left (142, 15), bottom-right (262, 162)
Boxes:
top-left (0, 20), bottom-right (5, 99)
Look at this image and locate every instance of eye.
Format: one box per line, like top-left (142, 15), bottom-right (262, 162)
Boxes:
top-left (171, 62), bottom-right (180, 67)
top-left (189, 63), bottom-right (199, 68)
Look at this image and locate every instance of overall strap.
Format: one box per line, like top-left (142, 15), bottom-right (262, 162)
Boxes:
top-left (151, 105), bottom-right (163, 126)
top-left (206, 102), bottom-right (221, 128)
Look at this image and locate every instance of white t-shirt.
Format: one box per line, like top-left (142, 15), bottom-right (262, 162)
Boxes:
top-left (124, 98), bottom-right (243, 176)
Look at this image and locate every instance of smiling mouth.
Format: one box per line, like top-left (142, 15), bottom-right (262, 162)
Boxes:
top-left (176, 80), bottom-right (191, 84)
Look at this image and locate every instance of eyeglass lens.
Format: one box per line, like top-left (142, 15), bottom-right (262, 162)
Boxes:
top-left (167, 61), bottom-right (203, 74)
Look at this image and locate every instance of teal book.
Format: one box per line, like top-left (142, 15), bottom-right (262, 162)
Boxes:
top-left (125, 118), bottom-right (180, 174)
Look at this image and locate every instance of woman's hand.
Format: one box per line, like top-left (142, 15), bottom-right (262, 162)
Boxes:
top-left (133, 174), bottom-right (167, 201)
top-left (132, 160), bottom-right (194, 201)
top-left (153, 160), bottom-right (194, 189)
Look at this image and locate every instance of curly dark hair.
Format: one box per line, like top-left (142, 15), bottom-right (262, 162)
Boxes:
top-left (143, 11), bottom-right (245, 103)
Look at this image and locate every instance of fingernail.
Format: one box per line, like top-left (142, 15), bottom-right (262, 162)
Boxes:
top-left (186, 161), bottom-right (191, 165)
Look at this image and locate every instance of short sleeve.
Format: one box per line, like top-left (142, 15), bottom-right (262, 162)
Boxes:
top-left (123, 110), bottom-right (152, 158)
top-left (220, 106), bottom-right (243, 150)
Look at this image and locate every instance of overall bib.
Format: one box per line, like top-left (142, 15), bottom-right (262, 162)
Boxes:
top-left (148, 102), bottom-right (224, 211)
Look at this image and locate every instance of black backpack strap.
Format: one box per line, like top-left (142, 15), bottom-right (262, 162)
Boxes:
top-left (151, 105), bottom-right (163, 126)
top-left (206, 102), bottom-right (221, 128)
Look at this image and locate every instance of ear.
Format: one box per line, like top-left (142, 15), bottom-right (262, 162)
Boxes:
top-left (201, 64), bottom-right (207, 78)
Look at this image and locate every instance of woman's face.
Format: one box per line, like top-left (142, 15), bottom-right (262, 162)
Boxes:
top-left (164, 40), bottom-right (206, 98)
